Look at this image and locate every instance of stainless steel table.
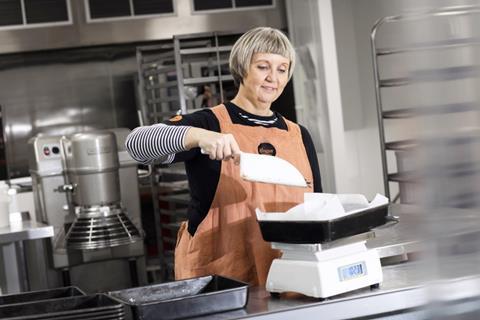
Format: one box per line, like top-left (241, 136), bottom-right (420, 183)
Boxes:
top-left (188, 261), bottom-right (427, 320)
top-left (190, 204), bottom-right (480, 319)
top-left (0, 215), bottom-right (53, 294)
top-left (369, 203), bottom-right (480, 260)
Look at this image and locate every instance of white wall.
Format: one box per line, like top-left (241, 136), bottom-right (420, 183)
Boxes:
top-left (286, 0), bottom-right (378, 197)
top-left (285, 0), bottom-right (337, 193)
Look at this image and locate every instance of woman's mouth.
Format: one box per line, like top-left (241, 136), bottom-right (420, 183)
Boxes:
top-left (261, 86), bottom-right (276, 92)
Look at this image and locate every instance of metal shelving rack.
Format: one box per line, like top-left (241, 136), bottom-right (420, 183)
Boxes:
top-left (136, 31), bottom-right (239, 122)
top-left (173, 31), bottom-right (239, 114)
top-left (136, 43), bottom-right (178, 124)
top-left (371, 6), bottom-right (480, 205)
top-left (135, 31), bottom-right (240, 280)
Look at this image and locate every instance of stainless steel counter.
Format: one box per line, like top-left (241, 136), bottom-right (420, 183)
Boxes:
top-left (189, 204), bottom-right (480, 319)
top-left (0, 220), bottom-right (53, 244)
top-left (368, 204), bottom-right (422, 259)
top-left (0, 217), bottom-right (54, 294)
top-left (189, 262), bottom-right (426, 320)
top-left (370, 204), bottom-right (480, 263)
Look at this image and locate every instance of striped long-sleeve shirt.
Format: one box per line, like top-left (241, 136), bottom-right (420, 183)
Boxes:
top-left (125, 124), bottom-right (190, 165)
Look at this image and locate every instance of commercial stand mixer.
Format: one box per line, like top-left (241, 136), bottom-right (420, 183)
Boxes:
top-left (59, 131), bottom-right (142, 250)
top-left (28, 129), bottom-right (145, 292)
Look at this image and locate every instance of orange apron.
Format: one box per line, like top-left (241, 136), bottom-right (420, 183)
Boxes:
top-left (174, 104), bottom-right (314, 286)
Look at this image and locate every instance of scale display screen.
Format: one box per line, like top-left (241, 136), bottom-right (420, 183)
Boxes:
top-left (338, 261), bottom-right (367, 281)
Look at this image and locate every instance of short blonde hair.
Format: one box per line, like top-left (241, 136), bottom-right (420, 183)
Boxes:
top-left (229, 27), bottom-right (295, 86)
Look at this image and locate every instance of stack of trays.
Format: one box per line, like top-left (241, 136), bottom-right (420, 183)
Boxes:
top-left (0, 292), bottom-right (125, 320)
top-left (0, 286), bottom-right (85, 305)
top-left (108, 275), bottom-right (249, 320)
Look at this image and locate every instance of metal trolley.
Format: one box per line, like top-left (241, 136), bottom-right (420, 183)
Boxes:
top-left (371, 6), bottom-right (480, 206)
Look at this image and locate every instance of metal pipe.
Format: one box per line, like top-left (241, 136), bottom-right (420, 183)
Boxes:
top-left (214, 32), bottom-right (225, 102)
top-left (370, 22), bottom-right (390, 199)
top-left (174, 36), bottom-right (187, 115)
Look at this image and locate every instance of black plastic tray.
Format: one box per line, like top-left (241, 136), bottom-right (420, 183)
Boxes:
top-left (0, 294), bottom-right (124, 320)
top-left (258, 204), bottom-right (389, 244)
top-left (108, 275), bottom-right (248, 320)
top-left (0, 286), bottom-right (85, 307)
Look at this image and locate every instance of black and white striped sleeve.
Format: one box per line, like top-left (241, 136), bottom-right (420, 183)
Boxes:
top-left (125, 124), bottom-right (190, 165)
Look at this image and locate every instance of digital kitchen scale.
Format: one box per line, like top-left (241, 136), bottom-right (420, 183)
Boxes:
top-left (258, 204), bottom-right (389, 298)
top-left (266, 232), bottom-right (383, 298)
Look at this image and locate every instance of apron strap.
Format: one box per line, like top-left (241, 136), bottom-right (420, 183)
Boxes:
top-left (211, 104), bottom-right (232, 125)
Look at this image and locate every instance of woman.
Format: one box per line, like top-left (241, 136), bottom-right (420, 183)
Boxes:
top-left (126, 27), bottom-right (322, 286)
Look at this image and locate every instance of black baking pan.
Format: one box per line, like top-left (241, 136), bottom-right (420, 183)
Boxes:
top-left (108, 275), bottom-right (248, 320)
top-left (0, 294), bottom-right (125, 320)
top-left (0, 286), bottom-right (85, 307)
top-left (258, 204), bottom-right (389, 244)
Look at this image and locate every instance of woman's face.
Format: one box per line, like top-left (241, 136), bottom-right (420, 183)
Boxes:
top-left (242, 53), bottom-right (290, 108)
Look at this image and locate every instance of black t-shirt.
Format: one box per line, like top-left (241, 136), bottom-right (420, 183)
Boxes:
top-left (167, 102), bottom-right (322, 235)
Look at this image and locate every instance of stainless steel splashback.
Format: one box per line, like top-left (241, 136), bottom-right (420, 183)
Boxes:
top-left (1, 51), bottom-right (139, 178)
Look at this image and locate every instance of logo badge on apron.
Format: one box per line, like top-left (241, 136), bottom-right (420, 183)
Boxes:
top-left (257, 142), bottom-right (276, 156)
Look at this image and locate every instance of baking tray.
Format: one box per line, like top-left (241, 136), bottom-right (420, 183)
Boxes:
top-left (0, 286), bottom-right (85, 306)
top-left (0, 294), bottom-right (124, 320)
top-left (108, 275), bottom-right (248, 320)
top-left (258, 204), bottom-right (389, 244)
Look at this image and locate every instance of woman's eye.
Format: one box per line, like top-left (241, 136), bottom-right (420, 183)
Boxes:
top-left (257, 65), bottom-right (268, 70)
top-left (278, 69), bottom-right (287, 74)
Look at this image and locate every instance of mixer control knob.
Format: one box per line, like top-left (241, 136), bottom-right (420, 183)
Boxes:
top-left (55, 184), bottom-right (77, 193)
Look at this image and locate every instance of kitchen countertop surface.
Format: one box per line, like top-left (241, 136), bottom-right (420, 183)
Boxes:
top-left (0, 219), bottom-right (53, 244)
top-left (190, 260), bottom-right (427, 320)
top-left (0, 215), bottom-right (54, 294)
top-left (189, 204), bottom-right (480, 319)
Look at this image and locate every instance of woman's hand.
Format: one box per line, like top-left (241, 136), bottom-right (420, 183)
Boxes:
top-left (185, 127), bottom-right (241, 161)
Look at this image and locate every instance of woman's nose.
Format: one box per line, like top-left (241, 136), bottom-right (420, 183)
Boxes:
top-left (266, 71), bottom-right (277, 82)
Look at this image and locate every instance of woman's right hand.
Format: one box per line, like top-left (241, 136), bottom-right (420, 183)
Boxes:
top-left (185, 127), bottom-right (241, 161)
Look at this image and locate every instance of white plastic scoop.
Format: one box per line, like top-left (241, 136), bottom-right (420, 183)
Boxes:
top-left (239, 152), bottom-right (308, 187)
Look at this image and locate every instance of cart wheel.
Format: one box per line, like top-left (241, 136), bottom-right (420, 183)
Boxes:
top-left (270, 292), bottom-right (281, 299)
top-left (370, 283), bottom-right (380, 290)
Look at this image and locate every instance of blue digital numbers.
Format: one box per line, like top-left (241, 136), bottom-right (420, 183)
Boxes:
top-left (338, 262), bottom-right (367, 281)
